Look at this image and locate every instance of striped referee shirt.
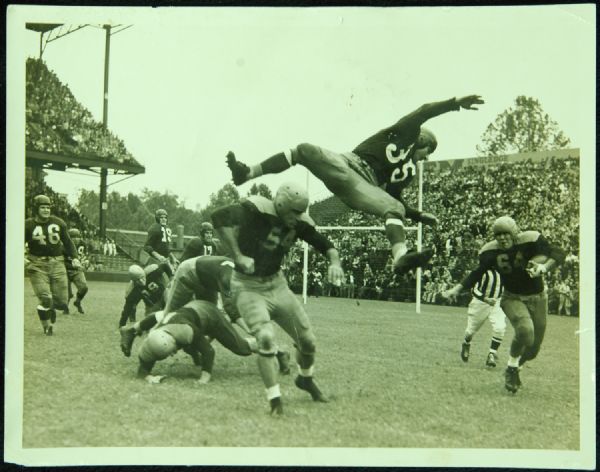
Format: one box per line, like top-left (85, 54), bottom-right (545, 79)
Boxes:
top-left (472, 269), bottom-right (503, 301)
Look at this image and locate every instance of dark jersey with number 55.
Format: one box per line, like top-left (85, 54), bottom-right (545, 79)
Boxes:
top-left (144, 223), bottom-right (172, 258)
top-left (461, 231), bottom-right (565, 296)
top-left (353, 98), bottom-right (460, 195)
top-left (25, 216), bottom-right (76, 258)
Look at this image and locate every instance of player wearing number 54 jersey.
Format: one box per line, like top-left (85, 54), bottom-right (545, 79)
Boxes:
top-left (25, 195), bottom-right (80, 335)
top-left (226, 95), bottom-right (484, 275)
top-left (443, 216), bottom-right (565, 394)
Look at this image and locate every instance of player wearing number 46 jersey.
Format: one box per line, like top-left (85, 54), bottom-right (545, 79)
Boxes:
top-left (443, 216), bottom-right (565, 394)
top-left (226, 95), bottom-right (484, 275)
top-left (25, 195), bottom-right (80, 335)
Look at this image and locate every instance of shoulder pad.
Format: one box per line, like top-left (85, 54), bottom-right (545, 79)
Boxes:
top-left (515, 231), bottom-right (541, 244)
top-left (245, 196), bottom-right (277, 217)
top-left (298, 213), bottom-right (315, 227)
top-left (479, 240), bottom-right (498, 254)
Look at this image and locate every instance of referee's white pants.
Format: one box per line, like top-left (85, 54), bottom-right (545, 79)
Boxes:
top-left (465, 298), bottom-right (507, 339)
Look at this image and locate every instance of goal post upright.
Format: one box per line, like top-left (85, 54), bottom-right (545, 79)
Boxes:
top-left (415, 160), bottom-right (424, 314)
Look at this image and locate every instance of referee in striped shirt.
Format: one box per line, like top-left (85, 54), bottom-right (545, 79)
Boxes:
top-left (459, 269), bottom-right (506, 367)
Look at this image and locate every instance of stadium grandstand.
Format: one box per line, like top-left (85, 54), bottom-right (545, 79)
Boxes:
top-left (25, 55), bottom-right (144, 278)
top-left (25, 57), bottom-right (579, 315)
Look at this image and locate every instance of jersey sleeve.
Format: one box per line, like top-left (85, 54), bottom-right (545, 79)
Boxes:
top-left (211, 203), bottom-right (244, 228)
top-left (297, 222), bottom-right (334, 255)
top-left (59, 221), bottom-right (77, 259)
top-left (122, 284), bottom-right (142, 319)
top-left (180, 238), bottom-right (202, 261)
top-left (389, 98), bottom-right (460, 130)
top-left (189, 326), bottom-right (216, 373)
top-left (143, 225), bottom-right (160, 254)
top-left (535, 234), bottom-right (567, 265)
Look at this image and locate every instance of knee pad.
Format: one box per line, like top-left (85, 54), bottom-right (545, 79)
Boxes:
top-left (514, 318), bottom-right (534, 347)
top-left (383, 208), bottom-right (407, 224)
top-left (297, 332), bottom-right (317, 356)
top-left (254, 323), bottom-right (276, 353)
top-left (294, 143), bottom-right (319, 165)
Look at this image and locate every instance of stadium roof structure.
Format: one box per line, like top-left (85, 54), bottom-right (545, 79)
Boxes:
top-left (26, 149), bottom-right (146, 176)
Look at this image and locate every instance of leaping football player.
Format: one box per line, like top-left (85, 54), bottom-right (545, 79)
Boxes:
top-left (211, 181), bottom-right (344, 415)
top-left (226, 95), bottom-right (483, 275)
top-left (25, 195), bottom-right (81, 335)
top-left (442, 216), bottom-right (565, 393)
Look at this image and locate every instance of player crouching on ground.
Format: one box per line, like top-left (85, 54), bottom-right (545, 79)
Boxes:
top-left (134, 300), bottom-right (289, 384)
top-left (212, 181), bottom-right (345, 415)
top-left (443, 216), bottom-right (565, 394)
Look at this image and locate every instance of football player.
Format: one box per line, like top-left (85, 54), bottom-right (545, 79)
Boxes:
top-left (64, 228), bottom-right (88, 314)
top-left (120, 255), bottom-right (291, 372)
top-left (135, 300), bottom-right (289, 384)
top-left (212, 181), bottom-right (345, 415)
top-left (118, 262), bottom-right (171, 328)
top-left (180, 222), bottom-right (220, 261)
top-left (225, 95), bottom-right (483, 275)
top-left (143, 209), bottom-right (178, 273)
top-left (443, 216), bottom-right (565, 393)
top-left (25, 194), bottom-right (81, 335)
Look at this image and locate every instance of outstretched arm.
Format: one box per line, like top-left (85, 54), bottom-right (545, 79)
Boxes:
top-left (397, 95), bottom-right (484, 127)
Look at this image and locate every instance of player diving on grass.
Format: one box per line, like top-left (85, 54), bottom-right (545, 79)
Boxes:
top-left (442, 216), bottom-right (565, 394)
top-left (225, 95), bottom-right (483, 274)
top-left (119, 255), bottom-right (291, 383)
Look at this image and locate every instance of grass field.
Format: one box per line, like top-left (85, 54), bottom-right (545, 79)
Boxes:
top-left (21, 280), bottom-right (580, 450)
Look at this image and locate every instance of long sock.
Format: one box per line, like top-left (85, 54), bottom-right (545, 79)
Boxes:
top-left (138, 313), bottom-right (158, 332)
top-left (464, 334), bottom-right (473, 343)
top-left (490, 336), bottom-right (502, 352)
top-left (250, 150), bottom-right (293, 178)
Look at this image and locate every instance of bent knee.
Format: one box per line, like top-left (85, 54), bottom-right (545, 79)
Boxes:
top-left (254, 323), bottom-right (276, 351)
top-left (39, 296), bottom-right (53, 309)
top-left (295, 143), bottom-right (321, 164)
top-left (297, 331), bottom-right (317, 355)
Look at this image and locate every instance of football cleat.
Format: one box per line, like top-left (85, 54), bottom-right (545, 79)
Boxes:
top-left (461, 342), bottom-right (470, 363)
top-left (504, 366), bottom-right (521, 393)
top-left (74, 299), bottom-right (85, 314)
top-left (226, 151), bottom-right (251, 186)
top-left (276, 350), bottom-right (291, 375)
top-left (269, 397), bottom-right (283, 416)
top-left (394, 247), bottom-right (435, 275)
top-left (44, 325), bottom-right (53, 336)
top-left (119, 326), bottom-right (136, 357)
top-left (295, 375), bottom-right (329, 403)
top-left (485, 352), bottom-right (498, 368)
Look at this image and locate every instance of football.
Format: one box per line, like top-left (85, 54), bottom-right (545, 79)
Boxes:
top-left (530, 254), bottom-right (549, 264)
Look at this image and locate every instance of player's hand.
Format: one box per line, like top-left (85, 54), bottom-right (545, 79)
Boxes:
top-left (235, 255), bottom-right (255, 275)
top-left (197, 371), bottom-right (211, 385)
top-left (145, 374), bottom-right (166, 384)
top-left (457, 95), bottom-right (484, 110)
top-left (155, 254), bottom-right (167, 263)
top-left (24, 257), bottom-right (32, 270)
top-left (441, 287), bottom-right (460, 303)
top-left (420, 212), bottom-right (439, 226)
top-left (482, 297), bottom-right (497, 306)
top-left (526, 260), bottom-right (547, 278)
top-left (72, 258), bottom-right (82, 269)
top-left (327, 264), bottom-right (345, 287)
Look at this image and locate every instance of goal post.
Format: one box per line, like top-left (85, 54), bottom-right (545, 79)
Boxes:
top-left (301, 161), bottom-right (425, 313)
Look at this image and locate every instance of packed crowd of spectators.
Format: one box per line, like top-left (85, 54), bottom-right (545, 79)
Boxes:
top-left (285, 156), bottom-right (580, 315)
top-left (25, 57), bottom-right (139, 166)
